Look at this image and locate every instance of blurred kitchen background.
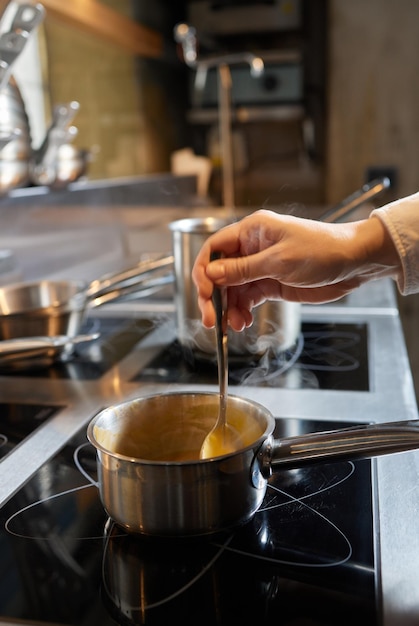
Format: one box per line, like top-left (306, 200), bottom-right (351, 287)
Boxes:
top-left (1, 0), bottom-right (419, 398)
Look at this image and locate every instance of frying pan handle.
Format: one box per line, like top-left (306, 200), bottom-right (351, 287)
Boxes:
top-left (85, 254), bottom-right (174, 304)
top-left (257, 419), bottom-right (419, 477)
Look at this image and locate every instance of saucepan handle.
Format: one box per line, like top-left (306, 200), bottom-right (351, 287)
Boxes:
top-left (257, 419), bottom-right (419, 478)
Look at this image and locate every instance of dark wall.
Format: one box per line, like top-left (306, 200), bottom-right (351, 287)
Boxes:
top-left (131, 0), bottom-right (192, 158)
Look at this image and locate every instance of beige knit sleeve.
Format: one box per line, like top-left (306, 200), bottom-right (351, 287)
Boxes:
top-left (371, 191), bottom-right (419, 295)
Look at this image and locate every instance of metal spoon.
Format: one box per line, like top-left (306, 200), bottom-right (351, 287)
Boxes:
top-left (200, 253), bottom-right (242, 459)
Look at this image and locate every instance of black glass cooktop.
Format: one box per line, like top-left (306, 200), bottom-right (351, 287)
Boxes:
top-left (0, 402), bottom-right (63, 461)
top-left (0, 318), bottom-right (369, 392)
top-left (134, 322), bottom-right (370, 391)
top-left (0, 416), bottom-right (377, 626)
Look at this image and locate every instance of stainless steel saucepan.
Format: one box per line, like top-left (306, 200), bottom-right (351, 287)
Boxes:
top-left (0, 255), bottom-right (174, 340)
top-left (87, 391), bottom-right (419, 536)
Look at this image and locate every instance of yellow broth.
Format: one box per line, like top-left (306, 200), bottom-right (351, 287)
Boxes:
top-left (93, 399), bottom-right (267, 462)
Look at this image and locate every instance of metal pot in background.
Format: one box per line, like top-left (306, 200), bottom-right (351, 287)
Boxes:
top-left (170, 215), bottom-right (301, 357)
top-left (169, 176), bottom-right (391, 359)
top-left (87, 391), bottom-right (419, 536)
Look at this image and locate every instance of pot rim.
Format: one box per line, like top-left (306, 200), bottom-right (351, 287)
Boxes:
top-left (86, 390), bottom-right (275, 466)
top-left (169, 216), bottom-right (233, 234)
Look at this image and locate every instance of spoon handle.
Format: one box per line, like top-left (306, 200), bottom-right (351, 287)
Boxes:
top-left (210, 251), bottom-right (228, 414)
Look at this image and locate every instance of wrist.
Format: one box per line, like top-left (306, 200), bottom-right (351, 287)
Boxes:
top-left (353, 216), bottom-right (401, 277)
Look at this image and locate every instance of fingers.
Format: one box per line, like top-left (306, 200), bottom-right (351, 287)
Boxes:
top-left (198, 288), bottom-right (254, 331)
top-left (191, 216), bottom-right (277, 330)
top-left (228, 305), bottom-right (253, 331)
top-left (192, 247), bottom-right (214, 300)
top-left (197, 294), bottom-right (216, 328)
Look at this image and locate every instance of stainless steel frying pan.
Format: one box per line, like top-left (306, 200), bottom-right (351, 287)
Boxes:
top-left (0, 255), bottom-right (174, 340)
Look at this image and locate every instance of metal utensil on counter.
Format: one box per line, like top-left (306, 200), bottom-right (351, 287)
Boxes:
top-left (200, 252), bottom-right (242, 459)
top-left (52, 144), bottom-right (92, 189)
top-left (0, 332), bottom-right (99, 366)
top-left (0, 4), bottom-right (89, 192)
top-left (31, 101), bottom-right (81, 186)
top-left (0, 3), bottom-right (45, 89)
top-left (0, 3), bottom-right (45, 193)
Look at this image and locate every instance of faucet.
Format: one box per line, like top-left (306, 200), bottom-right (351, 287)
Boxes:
top-left (174, 23), bottom-right (264, 211)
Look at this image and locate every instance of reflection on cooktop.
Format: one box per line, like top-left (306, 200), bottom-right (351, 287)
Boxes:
top-left (133, 322), bottom-right (370, 391)
top-left (0, 417), bottom-right (377, 626)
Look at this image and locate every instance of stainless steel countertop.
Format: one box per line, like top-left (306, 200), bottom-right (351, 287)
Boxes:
top-left (0, 206), bottom-right (417, 624)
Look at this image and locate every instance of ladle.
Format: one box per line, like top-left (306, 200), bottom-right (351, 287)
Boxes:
top-left (200, 252), bottom-right (242, 459)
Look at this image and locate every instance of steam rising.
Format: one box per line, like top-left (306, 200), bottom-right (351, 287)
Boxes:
top-left (182, 299), bottom-right (301, 359)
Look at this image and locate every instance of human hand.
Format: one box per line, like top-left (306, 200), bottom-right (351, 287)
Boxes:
top-left (192, 209), bottom-right (400, 330)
